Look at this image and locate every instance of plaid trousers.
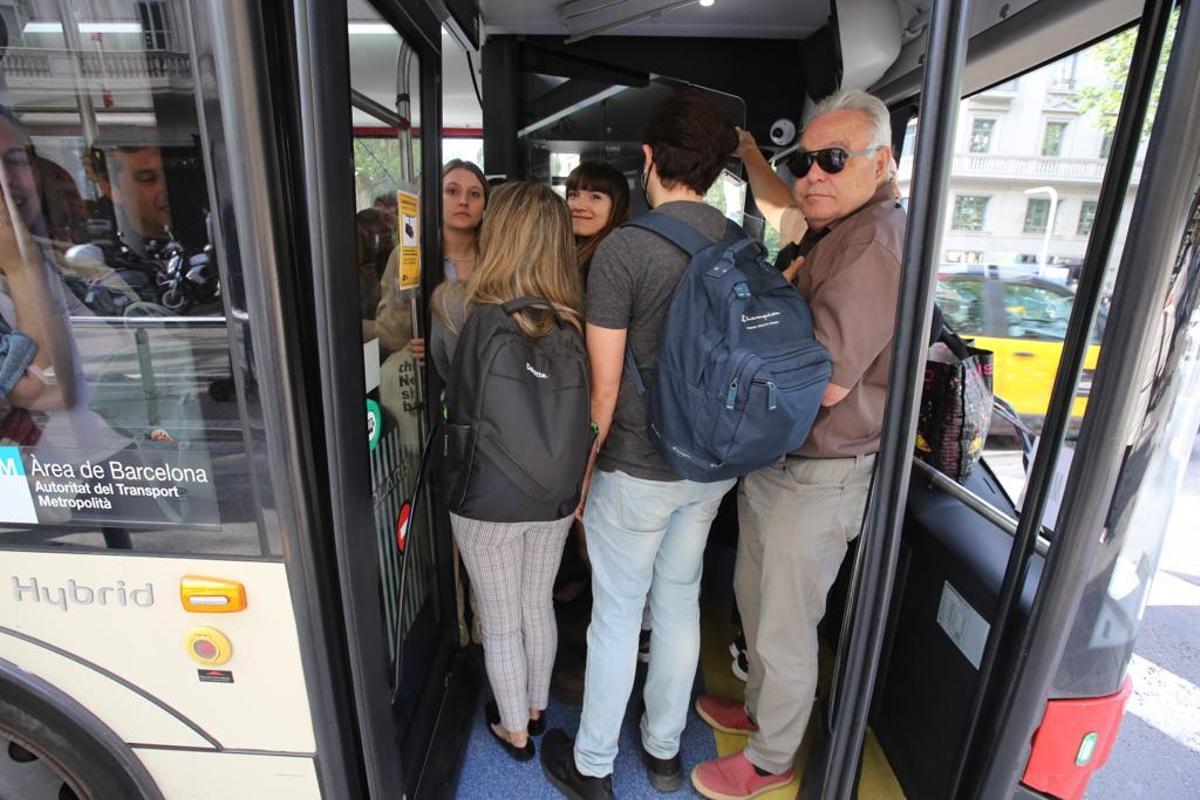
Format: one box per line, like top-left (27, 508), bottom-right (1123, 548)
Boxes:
top-left (451, 512), bottom-right (573, 732)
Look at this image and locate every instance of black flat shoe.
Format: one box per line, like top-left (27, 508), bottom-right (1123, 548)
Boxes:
top-left (641, 743), bottom-right (684, 792)
top-left (540, 728), bottom-right (615, 799)
top-left (485, 700), bottom-right (535, 762)
top-left (528, 714), bottom-right (546, 737)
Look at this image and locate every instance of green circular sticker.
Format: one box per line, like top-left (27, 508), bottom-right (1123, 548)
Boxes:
top-left (366, 399), bottom-right (382, 451)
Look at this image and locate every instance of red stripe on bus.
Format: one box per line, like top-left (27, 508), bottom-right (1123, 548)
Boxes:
top-left (1021, 675), bottom-right (1133, 800)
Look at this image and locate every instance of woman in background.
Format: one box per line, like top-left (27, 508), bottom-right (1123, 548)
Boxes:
top-left (377, 159), bottom-right (488, 364)
top-left (565, 161), bottom-right (630, 280)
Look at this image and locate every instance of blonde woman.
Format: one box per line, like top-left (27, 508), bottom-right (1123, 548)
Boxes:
top-left (429, 181), bottom-right (585, 761)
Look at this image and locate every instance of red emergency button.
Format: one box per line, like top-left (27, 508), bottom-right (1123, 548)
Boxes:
top-left (184, 627), bottom-right (232, 666)
top-left (192, 639), bottom-right (218, 660)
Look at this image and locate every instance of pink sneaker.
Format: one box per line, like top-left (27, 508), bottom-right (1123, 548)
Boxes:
top-left (691, 751), bottom-right (794, 800)
top-left (695, 695), bottom-right (758, 735)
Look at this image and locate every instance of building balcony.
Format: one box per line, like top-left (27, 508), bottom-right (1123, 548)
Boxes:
top-left (0, 46), bottom-right (192, 84)
top-left (899, 152), bottom-right (1143, 185)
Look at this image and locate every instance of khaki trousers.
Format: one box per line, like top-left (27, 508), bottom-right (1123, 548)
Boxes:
top-left (734, 453), bottom-right (875, 774)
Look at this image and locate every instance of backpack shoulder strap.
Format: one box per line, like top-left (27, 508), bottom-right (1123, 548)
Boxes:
top-left (623, 211), bottom-right (714, 257)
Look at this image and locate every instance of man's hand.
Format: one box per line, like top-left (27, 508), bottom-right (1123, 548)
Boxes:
top-left (734, 126), bottom-right (760, 162)
top-left (782, 254), bottom-right (806, 285)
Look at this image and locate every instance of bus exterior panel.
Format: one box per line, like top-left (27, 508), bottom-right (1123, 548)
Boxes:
top-left (130, 749), bottom-right (321, 800)
top-left (1, 552), bottom-right (317, 755)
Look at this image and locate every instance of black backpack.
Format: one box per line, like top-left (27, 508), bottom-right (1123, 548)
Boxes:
top-left (433, 297), bottom-right (592, 522)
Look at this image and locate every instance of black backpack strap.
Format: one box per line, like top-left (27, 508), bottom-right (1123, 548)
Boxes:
top-left (774, 240), bottom-right (802, 272)
top-left (501, 295), bottom-right (553, 315)
top-left (500, 296), bottom-right (564, 325)
top-left (623, 211), bottom-right (714, 257)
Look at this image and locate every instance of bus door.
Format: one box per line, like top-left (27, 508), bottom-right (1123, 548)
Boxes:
top-left (280, 1), bottom-right (479, 797)
top-left (0, 1), bottom-right (368, 798)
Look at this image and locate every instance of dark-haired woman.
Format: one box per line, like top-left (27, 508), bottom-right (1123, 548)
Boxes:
top-left (559, 161), bottom-right (630, 589)
top-left (566, 161), bottom-right (630, 281)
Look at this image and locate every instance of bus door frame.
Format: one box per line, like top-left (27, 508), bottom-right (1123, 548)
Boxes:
top-left (951, 0), bottom-right (1178, 796)
top-left (193, 2), bottom-right (372, 798)
top-left (976, 1), bottom-right (1200, 795)
top-left (283, 0), bottom-right (469, 797)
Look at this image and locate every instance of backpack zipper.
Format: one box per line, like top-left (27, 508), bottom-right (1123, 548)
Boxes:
top-left (750, 378), bottom-right (779, 410)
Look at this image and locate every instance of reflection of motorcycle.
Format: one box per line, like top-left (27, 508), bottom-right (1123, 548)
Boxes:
top-left (63, 236), bottom-right (164, 316)
top-left (157, 235), bottom-right (219, 315)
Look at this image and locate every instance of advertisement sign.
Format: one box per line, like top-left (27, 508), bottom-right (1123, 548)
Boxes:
top-left (0, 443), bottom-right (220, 529)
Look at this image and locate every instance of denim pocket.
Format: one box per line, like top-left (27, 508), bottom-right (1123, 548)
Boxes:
top-left (612, 473), bottom-right (678, 533)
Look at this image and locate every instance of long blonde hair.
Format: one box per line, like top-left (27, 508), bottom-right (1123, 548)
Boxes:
top-left (465, 181), bottom-right (584, 336)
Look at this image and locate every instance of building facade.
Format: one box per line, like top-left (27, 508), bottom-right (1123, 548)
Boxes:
top-left (897, 44), bottom-right (1143, 287)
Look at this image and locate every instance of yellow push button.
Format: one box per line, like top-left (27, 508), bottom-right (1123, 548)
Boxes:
top-left (185, 627), bottom-right (233, 666)
top-left (180, 576), bottom-right (247, 613)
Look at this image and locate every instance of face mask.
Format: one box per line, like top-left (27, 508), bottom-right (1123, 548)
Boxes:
top-left (640, 167), bottom-right (652, 209)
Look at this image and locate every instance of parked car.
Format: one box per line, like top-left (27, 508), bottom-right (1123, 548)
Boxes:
top-left (936, 272), bottom-right (1103, 419)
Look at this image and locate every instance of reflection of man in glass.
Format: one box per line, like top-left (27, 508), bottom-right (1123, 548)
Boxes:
top-left (95, 144), bottom-right (172, 254)
top-left (0, 110), bottom-right (122, 453)
top-left (0, 114), bottom-right (77, 421)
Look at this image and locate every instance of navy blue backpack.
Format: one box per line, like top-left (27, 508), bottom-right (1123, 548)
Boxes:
top-left (624, 212), bottom-right (832, 482)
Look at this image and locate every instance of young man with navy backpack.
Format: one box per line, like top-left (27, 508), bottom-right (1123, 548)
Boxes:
top-left (541, 90), bottom-right (749, 799)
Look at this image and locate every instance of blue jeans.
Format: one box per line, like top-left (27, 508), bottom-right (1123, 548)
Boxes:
top-left (573, 469), bottom-right (735, 777)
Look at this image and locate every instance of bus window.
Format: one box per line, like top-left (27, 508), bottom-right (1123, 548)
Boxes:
top-left (897, 18), bottom-right (1178, 501)
top-left (0, 1), bottom-right (273, 558)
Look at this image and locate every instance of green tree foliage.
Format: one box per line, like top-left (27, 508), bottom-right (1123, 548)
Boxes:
top-left (1074, 8), bottom-right (1179, 141)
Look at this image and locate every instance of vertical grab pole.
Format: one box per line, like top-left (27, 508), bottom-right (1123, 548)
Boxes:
top-left (809, 0), bottom-right (972, 797)
top-left (949, 1), bottom-right (1175, 796)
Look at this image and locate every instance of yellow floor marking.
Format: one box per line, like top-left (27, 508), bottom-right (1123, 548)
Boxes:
top-left (698, 598), bottom-right (905, 799)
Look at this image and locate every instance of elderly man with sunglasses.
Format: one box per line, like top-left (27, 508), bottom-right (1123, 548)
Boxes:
top-left (691, 89), bottom-right (904, 800)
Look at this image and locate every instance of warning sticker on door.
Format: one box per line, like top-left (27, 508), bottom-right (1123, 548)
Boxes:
top-left (397, 190), bottom-right (421, 289)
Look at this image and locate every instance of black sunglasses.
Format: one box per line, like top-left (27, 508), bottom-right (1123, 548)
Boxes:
top-left (785, 145), bottom-right (881, 177)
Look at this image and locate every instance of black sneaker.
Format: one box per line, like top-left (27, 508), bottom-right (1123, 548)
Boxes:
top-left (640, 744), bottom-right (684, 792)
top-left (540, 728), bottom-right (615, 799)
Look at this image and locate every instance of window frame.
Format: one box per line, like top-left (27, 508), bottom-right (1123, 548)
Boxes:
top-left (969, 116), bottom-right (997, 154)
top-left (1041, 120), bottom-right (1069, 157)
top-left (951, 194), bottom-right (990, 232)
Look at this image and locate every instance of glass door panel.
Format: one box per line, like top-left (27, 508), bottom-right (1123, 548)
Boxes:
top-left (345, 0), bottom-right (435, 671)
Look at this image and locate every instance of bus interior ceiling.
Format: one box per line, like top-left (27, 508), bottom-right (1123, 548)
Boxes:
top-left (429, 1), bottom-right (1158, 798)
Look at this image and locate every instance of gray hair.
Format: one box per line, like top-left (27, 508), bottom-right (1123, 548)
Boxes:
top-left (809, 89), bottom-right (892, 151)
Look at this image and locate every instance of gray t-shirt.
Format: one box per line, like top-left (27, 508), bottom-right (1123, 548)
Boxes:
top-left (587, 200), bottom-right (731, 481)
